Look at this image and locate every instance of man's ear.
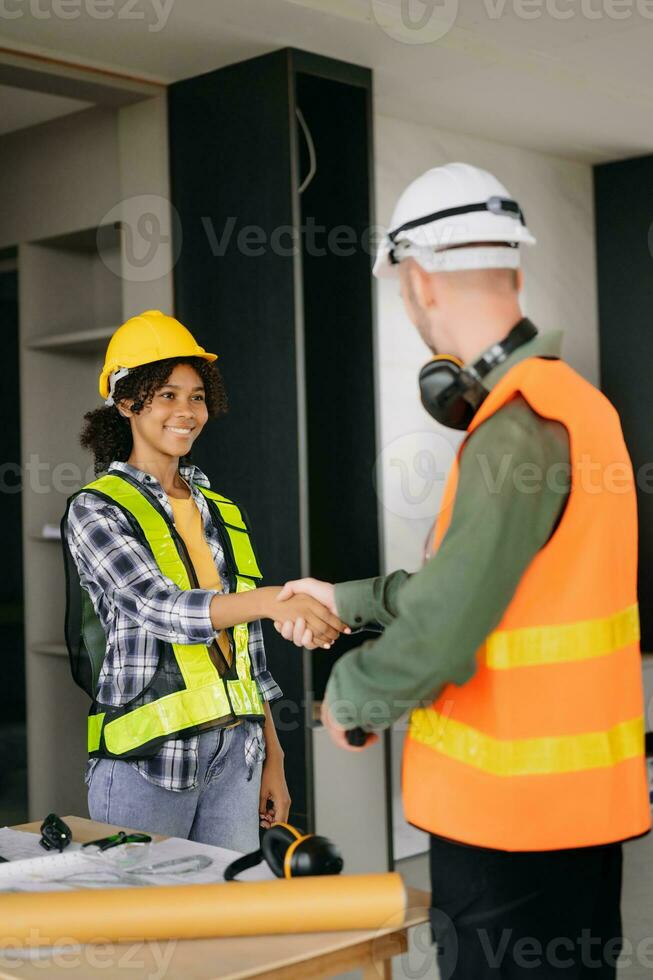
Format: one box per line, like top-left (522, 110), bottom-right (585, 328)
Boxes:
top-left (405, 258), bottom-right (437, 312)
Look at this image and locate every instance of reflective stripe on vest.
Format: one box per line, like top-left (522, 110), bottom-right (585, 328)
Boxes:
top-left (409, 708), bottom-right (644, 777)
top-left (486, 603), bottom-right (639, 671)
top-left (403, 356), bottom-right (651, 850)
top-left (82, 475), bottom-right (264, 756)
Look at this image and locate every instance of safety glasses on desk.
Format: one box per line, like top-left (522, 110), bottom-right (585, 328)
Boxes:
top-left (82, 831), bottom-right (152, 852)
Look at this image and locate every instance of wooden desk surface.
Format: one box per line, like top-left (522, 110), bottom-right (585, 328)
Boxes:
top-left (0, 816), bottom-right (430, 980)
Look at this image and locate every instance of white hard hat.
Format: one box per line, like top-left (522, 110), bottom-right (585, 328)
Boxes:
top-left (374, 162), bottom-right (536, 278)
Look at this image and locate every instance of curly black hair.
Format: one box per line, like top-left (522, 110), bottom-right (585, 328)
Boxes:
top-left (80, 356), bottom-right (228, 475)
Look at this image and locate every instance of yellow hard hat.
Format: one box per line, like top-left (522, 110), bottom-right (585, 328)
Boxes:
top-left (99, 310), bottom-right (217, 402)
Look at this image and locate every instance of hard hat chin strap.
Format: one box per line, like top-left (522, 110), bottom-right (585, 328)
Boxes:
top-left (105, 367), bottom-right (130, 407)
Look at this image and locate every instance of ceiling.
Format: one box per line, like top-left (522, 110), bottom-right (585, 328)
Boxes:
top-left (1, 0), bottom-right (652, 162)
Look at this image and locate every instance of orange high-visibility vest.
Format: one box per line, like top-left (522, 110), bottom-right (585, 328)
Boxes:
top-left (403, 356), bottom-right (651, 851)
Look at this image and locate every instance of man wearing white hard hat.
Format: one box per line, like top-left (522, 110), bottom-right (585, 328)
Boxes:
top-left (278, 163), bottom-right (650, 978)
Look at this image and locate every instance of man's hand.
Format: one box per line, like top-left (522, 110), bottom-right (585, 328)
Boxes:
top-left (320, 699), bottom-right (379, 752)
top-left (273, 578), bottom-right (349, 649)
top-left (278, 578), bottom-right (338, 613)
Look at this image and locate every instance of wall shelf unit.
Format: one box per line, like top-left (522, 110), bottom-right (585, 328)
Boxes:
top-left (5, 97), bottom-right (174, 820)
top-left (21, 224), bottom-right (122, 345)
top-left (27, 326), bottom-right (117, 354)
top-left (19, 218), bottom-right (124, 817)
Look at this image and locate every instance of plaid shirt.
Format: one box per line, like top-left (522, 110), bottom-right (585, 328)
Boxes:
top-left (65, 460), bottom-right (282, 791)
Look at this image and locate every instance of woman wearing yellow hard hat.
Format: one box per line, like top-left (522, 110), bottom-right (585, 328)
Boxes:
top-left (61, 310), bottom-right (347, 847)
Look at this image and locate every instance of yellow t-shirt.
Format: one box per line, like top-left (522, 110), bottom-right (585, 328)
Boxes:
top-left (169, 495), bottom-right (222, 590)
top-left (168, 494), bottom-right (232, 666)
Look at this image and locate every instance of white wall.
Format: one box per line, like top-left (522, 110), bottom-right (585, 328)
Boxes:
top-left (375, 112), bottom-right (599, 575)
top-left (372, 114), bottom-right (600, 858)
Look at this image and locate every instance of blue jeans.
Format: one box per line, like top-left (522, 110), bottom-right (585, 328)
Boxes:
top-left (87, 723), bottom-right (263, 853)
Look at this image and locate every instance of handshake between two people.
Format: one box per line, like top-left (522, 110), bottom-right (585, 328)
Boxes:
top-left (271, 578), bottom-right (380, 754)
top-left (271, 577), bottom-right (343, 650)
top-left (211, 576), bottom-right (346, 649)
top-left (209, 577), bottom-right (378, 751)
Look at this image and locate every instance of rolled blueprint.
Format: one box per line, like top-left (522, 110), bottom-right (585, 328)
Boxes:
top-left (0, 873), bottom-right (406, 946)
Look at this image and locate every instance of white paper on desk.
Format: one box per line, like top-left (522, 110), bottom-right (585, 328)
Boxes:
top-left (0, 835), bottom-right (274, 892)
top-left (0, 828), bottom-right (83, 862)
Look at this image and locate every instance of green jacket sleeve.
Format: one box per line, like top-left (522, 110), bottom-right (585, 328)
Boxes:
top-left (324, 398), bottom-right (570, 730)
top-left (334, 570), bottom-right (411, 629)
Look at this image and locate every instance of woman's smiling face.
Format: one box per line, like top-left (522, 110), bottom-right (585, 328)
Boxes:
top-left (121, 362), bottom-right (209, 461)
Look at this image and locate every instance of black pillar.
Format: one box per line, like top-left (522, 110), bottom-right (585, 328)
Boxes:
top-left (595, 154), bottom-right (653, 657)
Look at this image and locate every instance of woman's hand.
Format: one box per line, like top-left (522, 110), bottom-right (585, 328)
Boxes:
top-left (259, 704), bottom-right (291, 828)
top-left (259, 754), bottom-right (291, 829)
top-left (273, 578), bottom-right (348, 649)
top-left (210, 585), bottom-right (347, 650)
top-left (260, 587), bottom-right (349, 650)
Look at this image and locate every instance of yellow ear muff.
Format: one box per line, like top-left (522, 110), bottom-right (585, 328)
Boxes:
top-left (429, 353), bottom-right (465, 367)
top-left (271, 822), bottom-right (303, 840)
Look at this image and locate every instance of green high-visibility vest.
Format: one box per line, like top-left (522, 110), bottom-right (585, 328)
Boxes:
top-left (62, 472), bottom-right (265, 759)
